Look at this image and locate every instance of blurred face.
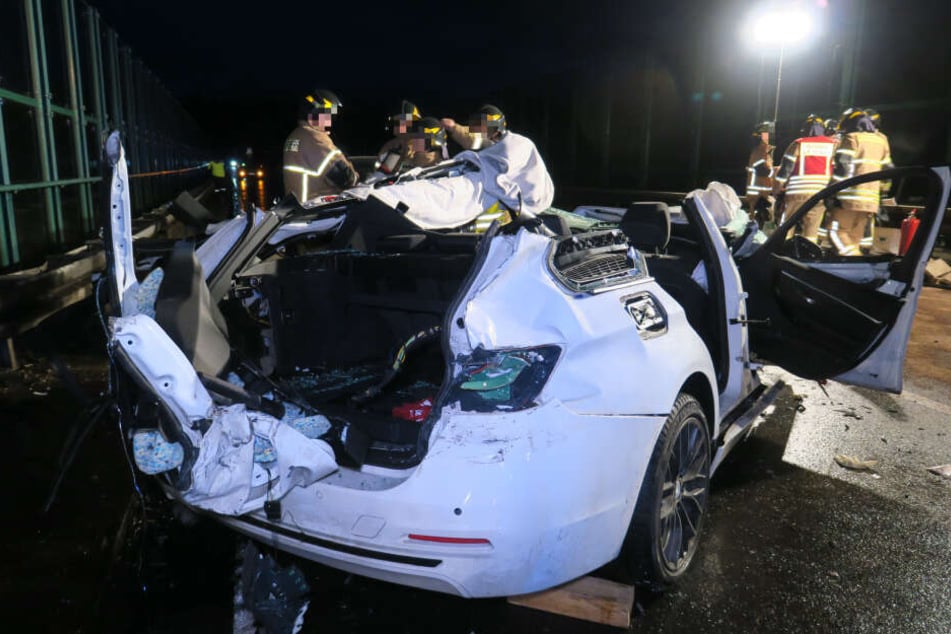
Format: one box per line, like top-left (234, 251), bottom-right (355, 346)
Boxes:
top-left (469, 116), bottom-right (488, 135)
top-left (409, 136), bottom-right (427, 153)
top-left (317, 112), bottom-right (333, 129)
top-left (393, 114), bottom-right (412, 136)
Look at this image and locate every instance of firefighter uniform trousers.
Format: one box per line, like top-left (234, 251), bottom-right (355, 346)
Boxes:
top-left (773, 135), bottom-right (837, 242)
top-left (828, 131), bottom-right (893, 255)
top-left (745, 141), bottom-right (775, 220)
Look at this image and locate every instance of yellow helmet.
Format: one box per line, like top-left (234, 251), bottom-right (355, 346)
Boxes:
top-left (300, 89), bottom-right (341, 119)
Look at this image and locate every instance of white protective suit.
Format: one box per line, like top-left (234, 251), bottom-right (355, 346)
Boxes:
top-left (367, 131), bottom-right (555, 230)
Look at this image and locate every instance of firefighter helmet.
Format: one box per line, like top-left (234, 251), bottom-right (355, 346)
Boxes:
top-left (400, 100), bottom-right (421, 120)
top-left (753, 120), bottom-right (775, 136)
top-left (836, 107), bottom-right (869, 133)
top-left (865, 108), bottom-right (881, 131)
top-left (300, 89), bottom-right (342, 119)
top-left (823, 118), bottom-right (837, 136)
top-left (471, 104), bottom-right (507, 137)
top-left (413, 116), bottom-right (447, 151)
top-left (389, 100), bottom-right (422, 133)
top-left (800, 114), bottom-right (826, 137)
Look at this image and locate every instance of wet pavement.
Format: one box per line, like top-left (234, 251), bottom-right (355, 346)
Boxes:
top-left (1, 291), bottom-right (950, 633)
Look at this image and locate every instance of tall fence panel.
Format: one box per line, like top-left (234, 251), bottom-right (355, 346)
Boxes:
top-left (0, 0), bottom-right (209, 270)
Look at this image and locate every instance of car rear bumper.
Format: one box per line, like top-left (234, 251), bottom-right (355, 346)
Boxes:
top-left (216, 402), bottom-right (668, 597)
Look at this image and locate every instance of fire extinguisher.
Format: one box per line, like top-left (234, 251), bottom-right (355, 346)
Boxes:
top-left (899, 209), bottom-right (920, 256)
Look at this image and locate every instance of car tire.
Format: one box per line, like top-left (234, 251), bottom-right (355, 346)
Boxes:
top-left (622, 392), bottom-right (711, 589)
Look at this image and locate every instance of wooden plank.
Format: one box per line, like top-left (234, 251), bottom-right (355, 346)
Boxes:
top-left (507, 576), bottom-right (635, 628)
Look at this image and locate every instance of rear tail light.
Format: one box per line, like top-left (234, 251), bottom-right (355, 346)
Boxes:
top-left (446, 345), bottom-right (560, 413)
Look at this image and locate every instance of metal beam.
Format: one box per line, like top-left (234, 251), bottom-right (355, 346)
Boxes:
top-left (0, 87), bottom-right (40, 108)
top-left (63, 0), bottom-right (94, 233)
top-left (0, 97), bottom-right (18, 266)
top-left (25, 0), bottom-right (62, 247)
top-left (86, 6), bottom-right (106, 136)
top-left (0, 176), bottom-right (99, 194)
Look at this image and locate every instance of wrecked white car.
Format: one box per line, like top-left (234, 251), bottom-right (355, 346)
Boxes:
top-left (102, 131), bottom-right (949, 597)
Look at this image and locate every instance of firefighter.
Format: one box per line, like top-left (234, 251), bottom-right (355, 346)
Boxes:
top-left (441, 104), bottom-right (507, 151)
top-left (375, 100), bottom-right (421, 175)
top-left (745, 121), bottom-right (775, 226)
top-left (827, 107), bottom-right (894, 255)
top-left (406, 117), bottom-right (448, 168)
top-left (282, 89), bottom-right (358, 202)
top-left (823, 118), bottom-right (839, 137)
top-left (772, 114), bottom-right (837, 242)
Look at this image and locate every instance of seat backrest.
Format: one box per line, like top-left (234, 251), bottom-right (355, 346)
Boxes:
top-left (154, 243), bottom-right (232, 378)
top-left (538, 213), bottom-right (572, 237)
top-left (620, 202), bottom-right (670, 252)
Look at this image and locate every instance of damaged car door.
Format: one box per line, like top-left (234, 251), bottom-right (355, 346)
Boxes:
top-left (737, 165), bottom-right (949, 392)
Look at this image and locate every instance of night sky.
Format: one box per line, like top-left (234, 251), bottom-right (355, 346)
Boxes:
top-left (86, 0), bottom-right (951, 193)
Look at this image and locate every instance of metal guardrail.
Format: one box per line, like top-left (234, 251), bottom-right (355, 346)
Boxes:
top-left (0, 0), bottom-right (209, 270)
top-left (0, 180), bottom-right (215, 346)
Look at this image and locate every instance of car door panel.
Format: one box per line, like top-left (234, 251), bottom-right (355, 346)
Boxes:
top-left (766, 266), bottom-right (899, 377)
top-left (739, 166), bottom-right (949, 391)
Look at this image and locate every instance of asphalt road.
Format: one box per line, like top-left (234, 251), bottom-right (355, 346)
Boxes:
top-left (1, 289), bottom-right (949, 633)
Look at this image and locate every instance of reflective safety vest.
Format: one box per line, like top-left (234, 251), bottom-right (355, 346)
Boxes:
top-left (209, 161), bottom-right (226, 178)
top-left (774, 135), bottom-right (836, 197)
top-left (832, 131), bottom-right (893, 213)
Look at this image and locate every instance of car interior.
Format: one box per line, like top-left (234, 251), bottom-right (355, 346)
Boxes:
top-left (137, 192), bottom-right (733, 471)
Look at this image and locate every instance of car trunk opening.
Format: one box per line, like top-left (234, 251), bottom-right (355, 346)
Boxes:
top-left (227, 244), bottom-right (478, 469)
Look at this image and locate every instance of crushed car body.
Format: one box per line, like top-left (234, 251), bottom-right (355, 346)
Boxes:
top-left (101, 130), bottom-right (949, 597)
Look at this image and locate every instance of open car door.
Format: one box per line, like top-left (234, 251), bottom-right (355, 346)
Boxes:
top-left (738, 165), bottom-right (949, 392)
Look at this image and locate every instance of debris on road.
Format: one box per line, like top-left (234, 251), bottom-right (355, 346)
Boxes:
top-left (834, 408), bottom-right (864, 420)
top-left (237, 541), bottom-right (310, 634)
top-left (924, 257), bottom-right (951, 288)
top-left (834, 454), bottom-right (879, 472)
top-left (927, 464), bottom-right (951, 479)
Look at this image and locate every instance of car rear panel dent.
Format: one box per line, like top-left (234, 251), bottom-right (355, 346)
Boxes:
top-left (451, 229), bottom-right (715, 417)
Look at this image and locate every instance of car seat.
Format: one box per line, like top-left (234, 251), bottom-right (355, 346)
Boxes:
top-left (621, 202), bottom-right (712, 350)
top-left (620, 202), bottom-right (671, 253)
top-left (154, 242), bottom-right (232, 378)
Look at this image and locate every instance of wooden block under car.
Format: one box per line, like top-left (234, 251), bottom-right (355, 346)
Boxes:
top-left (507, 575), bottom-right (635, 628)
top-left (925, 258), bottom-right (951, 287)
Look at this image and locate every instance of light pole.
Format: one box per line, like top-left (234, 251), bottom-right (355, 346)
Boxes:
top-left (745, 5), bottom-right (817, 125)
top-left (772, 44), bottom-right (784, 124)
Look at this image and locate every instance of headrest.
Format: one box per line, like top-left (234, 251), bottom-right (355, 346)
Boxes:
top-left (620, 202), bottom-right (670, 251)
top-left (538, 213), bottom-right (572, 237)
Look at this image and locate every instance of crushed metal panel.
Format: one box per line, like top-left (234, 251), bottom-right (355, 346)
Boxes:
top-left (104, 132), bottom-right (139, 317)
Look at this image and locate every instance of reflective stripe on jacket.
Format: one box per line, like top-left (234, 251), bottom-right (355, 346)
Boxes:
top-left (832, 131), bottom-right (893, 213)
top-left (745, 141), bottom-right (774, 196)
top-left (774, 135), bottom-right (836, 197)
top-left (282, 123), bottom-right (356, 201)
